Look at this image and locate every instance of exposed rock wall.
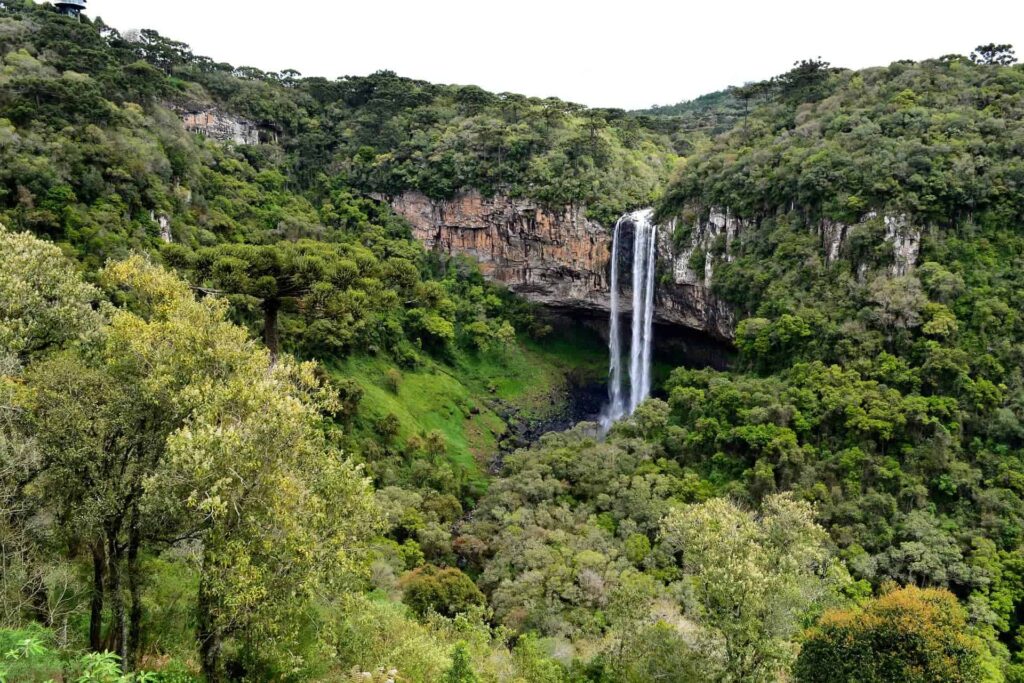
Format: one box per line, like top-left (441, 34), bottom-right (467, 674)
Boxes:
top-left (882, 214), bottom-right (921, 277)
top-left (150, 210), bottom-right (172, 243)
top-left (675, 207), bottom-right (922, 284)
top-left (181, 109), bottom-right (261, 145)
top-left (388, 191), bottom-right (610, 309)
top-left (385, 191), bottom-right (734, 340)
top-left (387, 190), bottom-right (926, 342)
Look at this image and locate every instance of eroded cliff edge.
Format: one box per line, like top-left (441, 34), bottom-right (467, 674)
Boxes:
top-left (383, 190), bottom-right (735, 341)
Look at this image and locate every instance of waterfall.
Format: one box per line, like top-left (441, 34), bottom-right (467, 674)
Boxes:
top-left (601, 208), bottom-right (658, 430)
top-left (604, 215), bottom-right (626, 424)
top-left (639, 221), bottom-right (658, 405)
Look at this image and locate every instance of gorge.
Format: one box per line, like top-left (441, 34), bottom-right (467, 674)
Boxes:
top-left (3, 4), bottom-right (1021, 679)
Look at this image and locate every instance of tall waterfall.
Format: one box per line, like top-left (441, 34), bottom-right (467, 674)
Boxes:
top-left (601, 208), bottom-right (658, 430)
top-left (605, 216), bottom-right (626, 423)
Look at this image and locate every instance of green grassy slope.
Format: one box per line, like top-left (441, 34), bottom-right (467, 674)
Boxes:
top-left (330, 324), bottom-right (608, 489)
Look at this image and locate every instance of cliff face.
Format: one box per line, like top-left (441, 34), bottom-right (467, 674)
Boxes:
top-left (386, 191), bottom-right (735, 340)
top-left (180, 109), bottom-right (278, 145)
top-left (386, 191), bottom-right (925, 343)
top-left (675, 207), bottom-right (922, 281)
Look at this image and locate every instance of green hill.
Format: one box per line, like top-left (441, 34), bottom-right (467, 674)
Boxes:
top-left (1, 2), bottom-right (1023, 681)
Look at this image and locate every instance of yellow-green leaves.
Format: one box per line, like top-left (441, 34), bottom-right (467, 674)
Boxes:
top-left (8, 238), bottom-right (382, 676)
top-left (96, 257), bottom-right (385, 672)
top-left (0, 226), bottom-right (102, 362)
top-left (660, 495), bottom-right (842, 682)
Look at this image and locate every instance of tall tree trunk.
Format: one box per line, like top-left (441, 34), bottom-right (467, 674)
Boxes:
top-left (126, 522), bottom-right (142, 671)
top-left (107, 534), bottom-right (127, 668)
top-left (197, 573), bottom-right (223, 683)
top-left (262, 298), bottom-right (280, 361)
top-left (90, 541), bottom-right (105, 652)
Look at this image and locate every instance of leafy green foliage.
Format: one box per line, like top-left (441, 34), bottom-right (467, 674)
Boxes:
top-left (645, 49), bottom-right (1024, 681)
top-left (2, 3), bottom-right (1024, 681)
top-left (2, 234), bottom-right (384, 680)
top-left (287, 71), bottom-right (677, 225)
top-left (443, 642), bottom-right (478, 683)
top-left (794, 586), bottom-right (988, 683)
top-left (0, 628), bottom-right (172, 682)
top-left (399, 565), bottom-right (485, 618)
top-left (662, 57), bottom-right (1024, 227)
top-left (660, 494), bottom-right (842, 681)
top-left (0, 3), bottom-right (677, 241)
top-left (971, 43), bottom-right (1017, 66)
top-left (0, 227), bottom-right (102, 362)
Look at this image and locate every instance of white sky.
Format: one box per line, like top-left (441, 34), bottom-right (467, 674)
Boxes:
top-left (87, 0), bottom-right (1024, 110)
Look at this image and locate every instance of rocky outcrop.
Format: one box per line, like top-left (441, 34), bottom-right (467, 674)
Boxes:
top-left (882, 214), bottom-right (921, 277)
top-left (150, 211), bottom-right (172, 243)
top-left (386, 190), bottom-right (927, 342)
top-left (385, 191), bottom-right (734, 340)
top-left (181, 109), bottom-right (265, 145)
top-left (677, 207), bottom-right (922, 279)
top-left (389, 191), bottom-right (609, 307)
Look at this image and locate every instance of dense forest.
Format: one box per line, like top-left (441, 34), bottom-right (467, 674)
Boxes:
top-left (0, 1), bottom-right (1022, 681)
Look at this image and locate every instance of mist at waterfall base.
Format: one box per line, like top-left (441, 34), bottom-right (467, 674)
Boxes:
top-left (600, 208), bottom-right (658, 431)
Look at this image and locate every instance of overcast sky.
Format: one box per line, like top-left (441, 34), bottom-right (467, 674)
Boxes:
top-left (88, 0), bottom-right (1024, 110)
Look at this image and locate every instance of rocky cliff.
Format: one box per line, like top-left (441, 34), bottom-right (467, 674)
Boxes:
top-left (675, 207), bottom-right (922, 282)
top-left (385, 191), bottom-right (735, 340)
top-left (386, 191), bottom-right (926, 344)
top-left (180, 109), bottom-right (277, 145)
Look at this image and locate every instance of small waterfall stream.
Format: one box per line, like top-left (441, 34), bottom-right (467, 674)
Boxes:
top-left (601, 208), bottom-right (658, 430)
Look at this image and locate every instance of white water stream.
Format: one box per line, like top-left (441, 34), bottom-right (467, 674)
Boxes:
top-left (600, 208), bottom-right (658, 430)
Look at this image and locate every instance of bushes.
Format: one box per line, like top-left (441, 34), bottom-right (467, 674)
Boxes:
top-left (331, 595), bottom-right (563, 682)
top-left (0, 627), bottom-right (199, 682)
top-left (794, 586), bottom-right (987, 683)
top-left (399, 565), bottom-right (485, 619)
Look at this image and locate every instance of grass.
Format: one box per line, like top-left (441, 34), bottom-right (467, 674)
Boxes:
top-left (327, 325), bottom-right (608, 488)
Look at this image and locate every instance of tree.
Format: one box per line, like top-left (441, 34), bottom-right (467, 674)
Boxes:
top-left (0, 227), bottom-right (102, 364)
top-left (100, 256), bottom-right (384, 680)
top-left (660, 494), bottom-right (842, 682)
top-left (4, 244), bottom-right (384, 678)
top-left (129, 29), bottom-right (196, 73)
top-left (794, 585), bottom-right (987, 683)
top-left (25, 353), bottom-right (156, 661)
top-left (776, 58), bottom-right (833, 103)
top-left (866, 275), bottom-right (927, 341)
top-left (0, 228), bottom-right (108, 652)
top-left (399, 565), bottom-right (485, 618)
top-left (606, 621), bottom-right (704, 683)
top-left (443, 642), bottom-right (479, 683)
top-left (731, 81), bottom-right (774, 120)
top-left (16, 252), bottom-right (271, 667)
top-left (180, 241), bottom-right (363, 358)
top-left (970, 43), bottom-right (1016, 65)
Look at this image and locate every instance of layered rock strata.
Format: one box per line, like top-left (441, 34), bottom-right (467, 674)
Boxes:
top-left (385, 191), bottom-right (734, 340)
top-left (385, 190), bottom-right (924, 343)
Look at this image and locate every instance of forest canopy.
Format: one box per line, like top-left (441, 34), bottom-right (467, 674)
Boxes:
top-left (0, 1), bottom-right (1023, 682)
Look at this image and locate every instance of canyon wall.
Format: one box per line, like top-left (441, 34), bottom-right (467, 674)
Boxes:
top-left (387, 191), bottom-right (925, 343)
top-left (385, 191), bottom-right (735, 340)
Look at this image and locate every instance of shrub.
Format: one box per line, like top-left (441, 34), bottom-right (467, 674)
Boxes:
top-left (399, 565), bottom-right (485, 618)
top-left (794, 585), bottom-right (987, 683)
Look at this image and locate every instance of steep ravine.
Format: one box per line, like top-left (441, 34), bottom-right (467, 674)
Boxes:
top-left (381, 189), bottom-right (923, 451)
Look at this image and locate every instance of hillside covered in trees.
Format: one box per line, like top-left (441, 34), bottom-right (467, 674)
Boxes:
top-left (1, 1), bottom-right (1023, 681)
